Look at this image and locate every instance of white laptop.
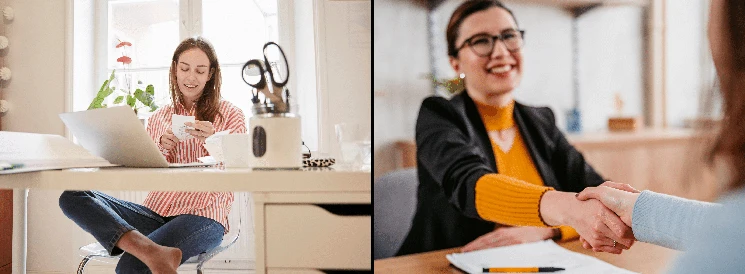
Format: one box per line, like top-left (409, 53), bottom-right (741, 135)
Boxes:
top-left (59, 106), bottom-right (212, 168)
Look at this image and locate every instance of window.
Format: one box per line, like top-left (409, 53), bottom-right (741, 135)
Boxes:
top-left (77, 0), bottom-right (320, 150)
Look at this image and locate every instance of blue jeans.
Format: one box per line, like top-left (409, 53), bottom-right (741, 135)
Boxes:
top-left (59, 190), bottom-right (224, 274)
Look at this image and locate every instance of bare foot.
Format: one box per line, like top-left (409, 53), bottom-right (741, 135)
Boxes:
top-left (143, 245), bottom-right (182, 274)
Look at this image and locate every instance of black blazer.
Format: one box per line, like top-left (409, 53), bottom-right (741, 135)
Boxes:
top-left (396, 92), bottom-right (605, 256)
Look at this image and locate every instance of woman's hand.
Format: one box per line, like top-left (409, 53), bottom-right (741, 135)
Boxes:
top-left (576, 182), bottom-right (641, 253)
top-left (540, 191), bottom-right (634, 254)
top-left (185, 120), bottom-right (215, 142)
top-left (576, 182), bottom-right (641, 229)
top-left (160, 129), bottom-right (179, 150)
top-left (461, 226), bottom-right (555, 252)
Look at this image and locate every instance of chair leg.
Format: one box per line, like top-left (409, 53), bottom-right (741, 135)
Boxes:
top-left (77, 255), bottom-right (93, 274)
top-left (196, 262), bottom-right (204, 274)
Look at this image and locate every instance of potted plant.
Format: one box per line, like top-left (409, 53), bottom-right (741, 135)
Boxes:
top-left (87, 40), bottom-right (158, 115)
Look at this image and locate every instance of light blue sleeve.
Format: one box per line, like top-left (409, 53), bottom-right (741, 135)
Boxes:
top-left (631, 190), bottom-right (721, 251)
top-left (664, 189), bottom-right (745, 273)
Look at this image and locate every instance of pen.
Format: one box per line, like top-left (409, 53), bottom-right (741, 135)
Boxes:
top-left (482, 267), bottom-right (564, 273)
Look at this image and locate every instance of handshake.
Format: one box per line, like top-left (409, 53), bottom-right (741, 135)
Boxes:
top-left (462, 181), bottom-right (642, 254)
top-left (573, 182), bottom-right (642, 254)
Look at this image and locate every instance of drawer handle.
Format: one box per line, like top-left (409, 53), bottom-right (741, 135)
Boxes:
top-left (321, 270), bottom-right (371, 274)
top-left (317, 204), bottom-right (371, 216)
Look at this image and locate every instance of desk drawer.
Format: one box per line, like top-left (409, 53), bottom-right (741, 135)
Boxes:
top-left (265, 204), bottom-right (371, 269)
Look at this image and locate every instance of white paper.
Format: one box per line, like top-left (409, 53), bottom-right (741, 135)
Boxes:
top-left (172, 114), bottom-right (195, 140)
top-left (446, 240), bottom-right (638, 274)
top-left (197, 156), bottom-right (217, 164)
top-left (0, 132), bottom-right (116, 174)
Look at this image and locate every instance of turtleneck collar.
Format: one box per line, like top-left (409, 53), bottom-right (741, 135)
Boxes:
top-left (474, 99), bottom-right (515, 131)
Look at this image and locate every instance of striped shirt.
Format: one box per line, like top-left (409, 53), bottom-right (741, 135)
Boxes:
top-left (144, 99), bottom-right (247, 233)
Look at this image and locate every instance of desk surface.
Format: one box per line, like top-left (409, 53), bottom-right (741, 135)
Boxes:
top-left (0, 167), bottom-right (371, 192)
top-left (374, 241), bottom-right (679, 274)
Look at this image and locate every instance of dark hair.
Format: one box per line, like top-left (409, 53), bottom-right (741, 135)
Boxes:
top-left (169, 36), bottom-right (223, 123)
top-left (446, 0), bottom-right (518, 57)
top-left (709, 0), bottom-right (745, 190)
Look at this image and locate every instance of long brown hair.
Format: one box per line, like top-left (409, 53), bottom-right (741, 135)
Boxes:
top-left (446, 0), bottom-right (518, 58)
top-left (169, 36), bottom-right (222, 123)
top-left (709, 0), bottom-right (745, 190)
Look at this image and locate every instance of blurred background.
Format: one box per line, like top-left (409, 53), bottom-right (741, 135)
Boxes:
top-left (374, 0), bottom-right (719, 201)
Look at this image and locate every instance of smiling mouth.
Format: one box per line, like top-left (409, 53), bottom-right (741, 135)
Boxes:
top-left (184, 84), bottom-right (198, 88)
top-left (489, 65), bottom-right (513, 74)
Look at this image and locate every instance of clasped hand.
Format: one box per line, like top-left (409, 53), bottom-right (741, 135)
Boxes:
top-left (575, 181), bottom-right (642, 254)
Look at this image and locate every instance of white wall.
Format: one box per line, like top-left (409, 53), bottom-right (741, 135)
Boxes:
top-left (665, 0), bottom-right (713, 127)
top-left (373, 0), bottom-right (430, 179)
top-left (577, 6), bottom-right (644, 132)
top-left (318, 0), bottom-right (371, 158)
top-left (3, 0), bottom-right (371, 272)
top-left (2, 0), bottom-right (80, 273)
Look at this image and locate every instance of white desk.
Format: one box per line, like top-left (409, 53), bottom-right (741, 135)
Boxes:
top-left (0, 167), bottom-right (372, 273)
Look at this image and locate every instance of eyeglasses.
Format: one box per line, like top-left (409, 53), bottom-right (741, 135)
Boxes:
top-left (456, 30), bottom-right (525, 57)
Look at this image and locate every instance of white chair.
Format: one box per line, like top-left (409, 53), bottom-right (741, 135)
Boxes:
top-left (76, 192), bottom-right (252, 274)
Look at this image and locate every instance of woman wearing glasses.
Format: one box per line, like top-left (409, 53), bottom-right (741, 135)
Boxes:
top-left (397, 0), bottom-right (634, 256)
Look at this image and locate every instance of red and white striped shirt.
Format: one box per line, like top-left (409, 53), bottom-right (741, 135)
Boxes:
top-left (144, 100), bottom-right (246, 233)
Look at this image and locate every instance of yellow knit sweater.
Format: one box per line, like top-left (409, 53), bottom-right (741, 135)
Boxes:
top-left (474, 100), bottom-right (578, 241)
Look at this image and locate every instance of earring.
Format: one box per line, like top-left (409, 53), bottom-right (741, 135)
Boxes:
top-left (459, 73), bottom-right (466, 79)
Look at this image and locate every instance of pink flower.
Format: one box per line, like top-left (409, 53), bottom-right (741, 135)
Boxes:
top-left (117, 56), bottom-right (132, 64)
top-left (116, 41), bottom-right (132, 48)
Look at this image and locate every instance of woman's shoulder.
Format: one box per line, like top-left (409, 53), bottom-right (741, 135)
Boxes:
top-left (218, 100), bottom-right (244, 114)
top-left (150, 104), bottom-right (174, 118)
top-left (514, 101), bottom-right (556, 127)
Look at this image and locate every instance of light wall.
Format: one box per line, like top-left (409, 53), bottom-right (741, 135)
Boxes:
top-left (2, 0), bottom-right (79, 273)
top-left (373, 0), bottom-right (431, 179)
top-left (3, 0), bottom-right (371, 272)
top-left (374, 0), bottom-right (646, 179)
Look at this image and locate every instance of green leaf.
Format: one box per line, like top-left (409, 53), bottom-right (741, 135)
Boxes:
top-left (134, 87), bottom-right (156, 108)
top-left (113, 96), bottom-right (124, 104)
top-left (87, 70), bottom-right (117, 110)
top-left (146, 85), bottom-right (155, 96)
top-left (127, 95), bottom-right (136, 107)
top-left (87, 97), bottom-right (104, 110)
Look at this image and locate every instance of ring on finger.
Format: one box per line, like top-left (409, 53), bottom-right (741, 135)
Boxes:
top-left (613, 240), bottom-right (617, 248)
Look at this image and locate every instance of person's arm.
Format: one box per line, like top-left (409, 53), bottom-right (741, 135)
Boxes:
top-left (417, 97), bottom-right (550, 226)
top-left (417, 98), bottom-right (633, 251)
top-left (577, 185), bottom-right (721, 251)
top-left (632, 190), bottom-right (721, 251)
top-left (222, 105), bottom-right (247, 134)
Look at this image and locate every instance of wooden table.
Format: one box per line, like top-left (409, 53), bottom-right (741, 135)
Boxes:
top-left (374, 241), bottom-right (679, 274)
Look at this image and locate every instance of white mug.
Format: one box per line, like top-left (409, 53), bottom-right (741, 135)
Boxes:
top-left (221, 133), bottom-right (251, 168)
